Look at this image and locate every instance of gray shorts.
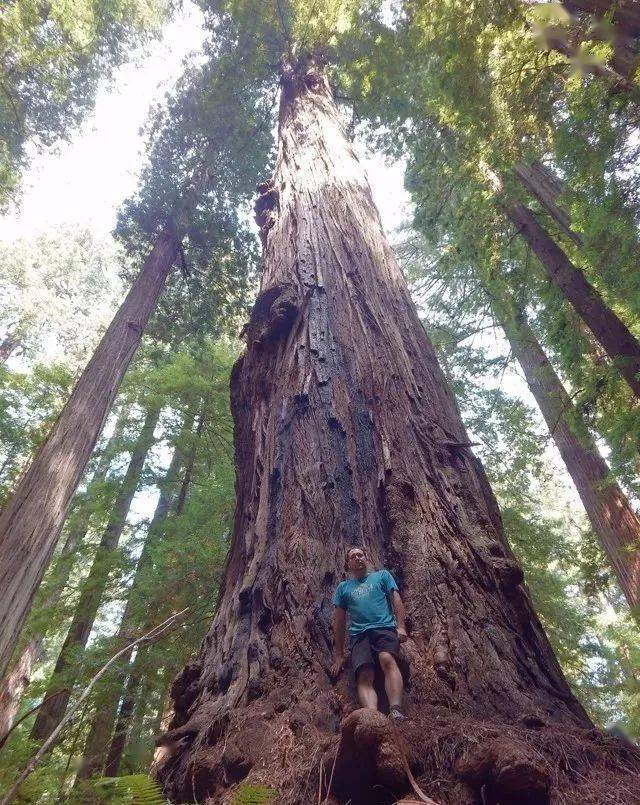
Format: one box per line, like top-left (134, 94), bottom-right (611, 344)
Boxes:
top-left (350, 628), bottom-right (400, 675)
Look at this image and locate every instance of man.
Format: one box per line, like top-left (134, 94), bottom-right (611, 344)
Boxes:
top-left (331, 546), bottom-right (408, 720)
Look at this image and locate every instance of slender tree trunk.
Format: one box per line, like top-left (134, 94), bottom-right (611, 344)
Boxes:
top-left (491, 288), bottom-right (640, 609)
top-left (153, 58), bottom-right (639, 805)
top-left (0, 223), bottom-right (181, 680)
top-left (174, 408), bottom-right (205, 515)
top-left (512, 161), bottom-right (582, 247)
top-left (75, 424), bottom-right (190, 781)
top-left (505, 202), bottom-right (640, 397)
top-left (30, 405), bottom-right (160, 742)
top-left (103, 651), bottom-right (144, 776)
top-left (0, 412), bottom-right (128, 738)
top-left (151, 666), bottom-right (173, 737)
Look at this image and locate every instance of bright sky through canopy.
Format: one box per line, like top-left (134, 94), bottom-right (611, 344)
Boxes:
top-left (0, 1), bottom-right (410, 243)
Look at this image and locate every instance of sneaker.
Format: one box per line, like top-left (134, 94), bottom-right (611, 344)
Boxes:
top-left (389, 707), bottom-right (406, 721)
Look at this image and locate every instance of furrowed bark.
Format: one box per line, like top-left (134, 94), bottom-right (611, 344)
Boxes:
top-left (0, 411), bottom-right (128, 739)
top-left (491, 288), bottom-right (640, 610)
top-left (75, 414), bottom-right (194, 781)
top-left (0, 222), bottom-right (181, 680)
top-left (505, 202), bottom-right (640, 398)
top-left (154, 57), bottom-right (639, 805)
top-left (30, 405), bottom-right (160, 742)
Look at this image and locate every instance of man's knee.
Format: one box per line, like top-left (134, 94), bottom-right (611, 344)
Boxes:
top-left (356, 665), bottom-right (375, 685)
top-left (377, 651), bottom-right (398, 672)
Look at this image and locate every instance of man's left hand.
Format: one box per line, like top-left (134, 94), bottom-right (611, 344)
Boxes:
top-left (397, 627), bottom-right (408, 643)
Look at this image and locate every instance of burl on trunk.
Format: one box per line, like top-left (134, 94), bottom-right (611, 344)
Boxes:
top-left (155, 57), bottom-right (640, 805)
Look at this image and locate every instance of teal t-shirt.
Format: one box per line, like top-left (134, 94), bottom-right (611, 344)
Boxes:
top-left (332, 569), bottom-right (399, 638)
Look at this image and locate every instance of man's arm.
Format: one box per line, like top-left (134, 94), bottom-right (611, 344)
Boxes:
top-left (391, 590), bottom-right (408, 642)
top-left (331, 606), bottom-right (347, 677)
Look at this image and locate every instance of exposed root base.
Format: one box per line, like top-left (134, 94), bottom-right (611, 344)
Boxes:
top-left (155, 700), bottom-right (640, 805)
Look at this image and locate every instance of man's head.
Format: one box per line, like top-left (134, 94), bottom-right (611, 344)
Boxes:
top-left (345, 546), bottom-right (368, 576)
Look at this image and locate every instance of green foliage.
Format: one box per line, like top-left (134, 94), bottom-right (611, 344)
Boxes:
top-left (0, 227), bottom-right (124, 367)
top-left (0, 0), bottom-right (171, 207)
top-left (91, 774), bottom-right (168, 804)
top-left (0, 360), bottom-right (74, 504)
top-left (233, 784), bottom-right (277, 804)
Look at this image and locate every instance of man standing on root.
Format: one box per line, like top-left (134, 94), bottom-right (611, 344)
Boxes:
top-left (331, 547), bottom-right (408, 720)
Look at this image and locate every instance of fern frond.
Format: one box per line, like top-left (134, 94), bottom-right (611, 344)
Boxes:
top-left (94, 774), bottom-right (168, 804)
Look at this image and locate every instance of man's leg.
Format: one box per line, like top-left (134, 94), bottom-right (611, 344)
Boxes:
top-left (378, 651), bottom-right (403, 710)
top-left (356, 665), bottom-right (378, 709)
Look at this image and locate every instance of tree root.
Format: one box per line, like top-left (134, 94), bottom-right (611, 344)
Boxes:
top-left (324, 709), bottom-right (439, 805)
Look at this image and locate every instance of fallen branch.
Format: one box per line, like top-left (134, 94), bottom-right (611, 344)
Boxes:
top-left (0, 608), bottom-right (189, 805)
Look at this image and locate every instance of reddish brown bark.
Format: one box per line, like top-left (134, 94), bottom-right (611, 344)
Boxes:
top-left (0, 412), bottom-right (128, 738)
top-left (154, 58), bottom-right (639, 805)
top-left (30, 405), bottom-right (160, 742)
top-left (492, 289), bottom-right (640, 609)
top-left (506, 202), bottom-right (640, 398)
top-left (0, 223), bottom-right (181, 680)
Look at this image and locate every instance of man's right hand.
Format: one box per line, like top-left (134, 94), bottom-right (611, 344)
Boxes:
top-left (330, 654), bottom-right (345, 679)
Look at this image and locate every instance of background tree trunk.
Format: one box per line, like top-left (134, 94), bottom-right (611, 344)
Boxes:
top-left (512, 162), bottom-right (582, 247)
top-left (75, 418), bottom-right (192, 780)
top-left (154, 58), bottom-right (638, 805)
top-left (30, 405), bottom-right (160, 742)
top-left (505, 202), bottom-right (640, 398)
top-left (490, 286), bottom-right (640, 609)
top-left (0, 223), bottom-right (181, 680)
top-left (0, 411), bottom-right (128, 738)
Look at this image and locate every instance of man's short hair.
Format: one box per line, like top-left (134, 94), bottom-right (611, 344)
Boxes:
top-left (345, 546), bottom-right (367, 570)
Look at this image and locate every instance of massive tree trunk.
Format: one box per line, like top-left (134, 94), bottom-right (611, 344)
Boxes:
top-left (75, 420), bottom-right (191, 781)
top-left (0, 411), bottom-right (128, 739)
top-left (154, 58), bottom-right (639, 805)
top-left (505, 202), bottom-right (640, 398)
top-left (0, 223), bottom-right (181, 680)
top-left (490, 288), bottom-right (640, 609)
top-left (30, 405), bottom-right (160, 742)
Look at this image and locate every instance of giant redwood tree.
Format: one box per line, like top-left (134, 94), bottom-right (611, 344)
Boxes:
top-left (155, 54), bottom-right (640, 804)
